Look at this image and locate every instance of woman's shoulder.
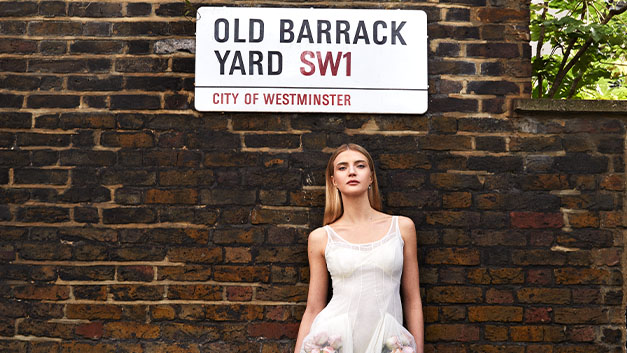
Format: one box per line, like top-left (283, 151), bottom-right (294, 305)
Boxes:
top-left (396, 215), bottom-right (415, 228)
top-left (308, 226), bottom-right (328, 243)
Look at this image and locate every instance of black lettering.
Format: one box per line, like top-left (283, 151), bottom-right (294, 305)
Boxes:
top-left (336, 21), bottom-right (350, 44)
top-left (353, 20), bottom-right (370, 44)
top-left (297, 20), bottom-right (313, 43)
top-left (214, 50), bottom-right (230, 75)
top-left (250, 19), bottom-right (264, 43)
top-left (317, 20), bottom-right (331, 43)
top-left (268, 51), bottom-right (282, 75)
top-left (229, 50), bottom-right (245, 75)
top-left (234, 19), bottom-right (245, 43)
top-left (391, 21), bottom-right (407, 45)
top-left (373, 21), bottom-right (387, 45)
top-left (214, 18), bottom-right (229, 43)
top-left (280, 20), bottom-right (294, 43)
top-left (249, 51), bottom-right (263, 75)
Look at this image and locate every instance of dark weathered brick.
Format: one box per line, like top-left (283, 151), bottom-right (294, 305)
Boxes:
top-left (110, 95), bottom-right (161, 110)
top-left (428, 24), bottom-right (480, 39)
top-left (0, 58), bottom-right (27, 72)
top-left (68, 76), bottom-right (123, 91)
top-left (69, 2), bottom-right (122, 17)
top-left (172, 57), bottom-right (194, 73)
top-left (60, 150), bottom-right (116, 166)
top-left (83, 21), bottom-right (112, 36)
top-left (127, 3), bottom-right (152, 16)
top-left (553, 154), bottom-right (608, 173)
top-left (430, 97), bottom-right (478, 112)
top-left (17, 206), bottom-right (70, 223)
top-left (430, 60), bottom-right (476, 75)
top-left (0, 1), bottom-right (38, 16)
top-left (468, 81), bottom-right (520, 95)
top-left (17, 132), bottom-right (71, 147)
top-left (125, 76), bottom-right (182, 91)
top-left (27, 95), bottom-right (80, 108)
top-left (102, 207), bottom-right (156, 224)
top-left (467, 43), bottom-right (520, 58)
top-left (14, 168), bottom-right (68, 185)
top-left (70, 40), bottom-right (124, 54)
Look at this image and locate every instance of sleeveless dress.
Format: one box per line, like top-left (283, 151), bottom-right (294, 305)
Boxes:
top-left (300, 216), bottom-right (417, 353)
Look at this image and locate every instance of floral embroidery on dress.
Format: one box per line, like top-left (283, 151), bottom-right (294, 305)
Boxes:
top-left (303, 332), bottom-right (343, 353)
top-left (382, 334), bottom-right (415, 353)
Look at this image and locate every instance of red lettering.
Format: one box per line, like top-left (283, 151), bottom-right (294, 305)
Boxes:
top-left (300, 51), bottom-right (315, 76)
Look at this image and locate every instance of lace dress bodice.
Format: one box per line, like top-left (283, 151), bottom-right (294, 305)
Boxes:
top-left (300, 216), bottom-right (417, 353)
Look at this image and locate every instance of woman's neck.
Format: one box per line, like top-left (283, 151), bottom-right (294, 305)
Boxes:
top-left (340, 193), bottom-right (377, 224)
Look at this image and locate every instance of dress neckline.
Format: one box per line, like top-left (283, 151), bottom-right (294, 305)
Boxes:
top-left (326, 216), bottom-right (397, 246)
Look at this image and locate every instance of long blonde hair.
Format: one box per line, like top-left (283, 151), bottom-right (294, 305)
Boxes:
top-left (323, 143), bottom-right (382, 225)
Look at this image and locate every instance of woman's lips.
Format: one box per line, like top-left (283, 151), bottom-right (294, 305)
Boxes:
top-left (347, 180), bottom-right (359, 185)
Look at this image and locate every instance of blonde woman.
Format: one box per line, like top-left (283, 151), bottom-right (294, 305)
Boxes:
top-left (294, 143), bottom-right (424, 353)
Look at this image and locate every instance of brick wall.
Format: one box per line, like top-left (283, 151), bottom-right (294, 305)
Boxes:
top-left (0, 1), bottom-right (624, 352)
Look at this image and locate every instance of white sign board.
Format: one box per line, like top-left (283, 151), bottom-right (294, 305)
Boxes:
top-left (195, 7), bottom-right (428, 114)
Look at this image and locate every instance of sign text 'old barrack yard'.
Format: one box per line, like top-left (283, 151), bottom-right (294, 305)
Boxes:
top-left (195, 7), bottom-right (428, 114)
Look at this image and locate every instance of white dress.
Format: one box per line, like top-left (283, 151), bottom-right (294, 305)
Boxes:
top-left (300, 216), bottom-right (417, 353)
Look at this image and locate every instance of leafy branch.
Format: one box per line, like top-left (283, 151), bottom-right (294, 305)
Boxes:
top-left (531, 0), bottom-right (627, 99)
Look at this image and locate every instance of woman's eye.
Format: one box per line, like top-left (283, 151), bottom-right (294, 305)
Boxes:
top-left (357, 164), bottom-right (366, 168)
top-left (338, 166), bottom-right (346, 170)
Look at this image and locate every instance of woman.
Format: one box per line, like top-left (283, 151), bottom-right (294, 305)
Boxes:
top-left (294, 143), bottom-right (424, 353)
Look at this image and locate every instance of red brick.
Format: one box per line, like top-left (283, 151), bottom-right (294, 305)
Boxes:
top-left (469, 345), bottom-right (524, 353)
top-left (510, 212), bottom-right (563, 228)
top-left (468, 306), bottom-right (523, 322)
top-left (160, 322), bottom-right (221, 341)
top-left (526, 269), bottom-right (553, 285)
top-left (443, 192), bottom-right (472, 208)
top-left (145, 189), bottom-right (198, 204)
top-left (13, 285), bottom-right (70, 300)
top-left (104, 322), bottom-right (159, 339)
top-left (213, 265), bottom-right (270, 282)
top-left (567, 212), bottom-right (599, 228)
top-left (226, 286), bottom-right (253, 301)
top-left (224, 247), bottom-right (252, 263)
top-left (425, 248), bottom-right (480, 265)
top-left (75, 322), bottom-right (104, 339)
top-left (168, 247), bottom-right (222, 264)
top-left (256, 285), bottom-right (308, 302)
top-left (66, 304), bottom-right (123, 320)
top-left (486, 289), bottom-right (514, 304)
top-left (517, 288), bottom-right (570, 304)
top-left (427, 286), bottom-right (483, 303)
top-left (554, 307), bottom-right (608, 324)
top-left (167, 284), bottom-right (222, 300)
top-left (426, 211), bottom-right (480, 228)
top-left (524, 307), bottom-right (552, 323)
top-left (441, 306), bottom-right (465, 321)
top-left (485, 325), bottom-right (508, 341)
top-left (144, 343), bottom-right (201, 353)
top-left (567, 326), bottom-right (595, 342)
top-left (554, 268), bottom-right (611, 285)
top-left (248, 322), bottom-right (299, 339)
top-left (600, 174), bottom-right (624, 191)
top-left (150, 305), bottom-right (176, 321)
top-left (205, 304), bottom-right (263, 321)
top-left (157, 265), bottom-right (212, 281)
top-left (379, 153), bottom-right (431, 169)
top-left (426, 324), bottom-right (480, 342)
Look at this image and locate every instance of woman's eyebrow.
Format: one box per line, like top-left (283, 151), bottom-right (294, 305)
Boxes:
top-left (335, 159), bottom-right (367, 166)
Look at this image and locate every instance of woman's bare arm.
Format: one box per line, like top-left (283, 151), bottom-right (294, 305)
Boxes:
top-left (293, 227), bottom-right (329, 353)
top-left (399, 216), bottom-right (424, 353)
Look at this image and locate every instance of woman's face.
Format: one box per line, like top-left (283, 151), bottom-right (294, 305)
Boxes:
top-left (331, 149), bottom-right (372, 196)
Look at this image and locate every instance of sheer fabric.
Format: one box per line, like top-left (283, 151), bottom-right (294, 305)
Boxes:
top-left (300, 216), bottom-right (417, 353)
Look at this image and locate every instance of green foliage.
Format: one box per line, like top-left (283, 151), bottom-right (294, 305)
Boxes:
top-left (531, 0), bottom-right (627, 99)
